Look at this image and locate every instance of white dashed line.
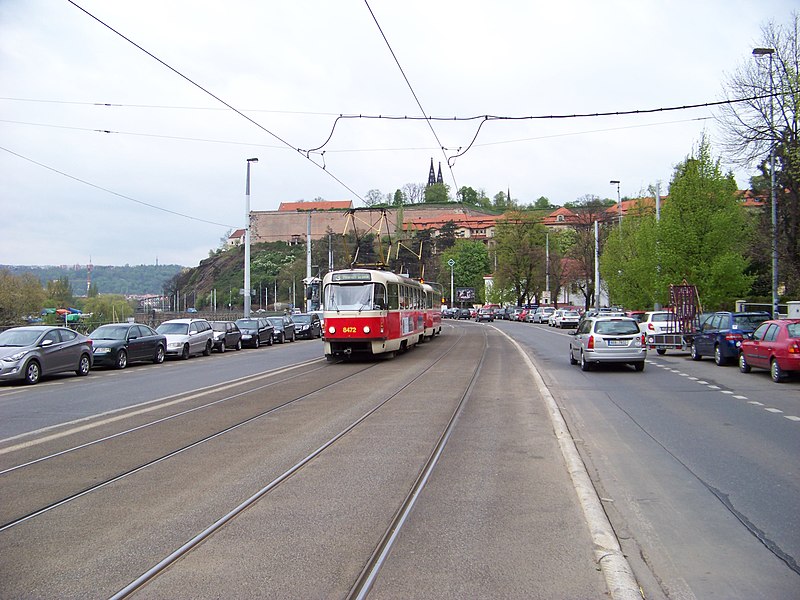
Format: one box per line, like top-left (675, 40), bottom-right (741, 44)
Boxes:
top-left (765, 408), bottom-right (783, 413)
top-left (733, 395), bottom-right (748, 400)
top-left (720, 390), bottom-right (734, 395)
top-left (697, 380), bottom-right (708, 384)
top-left (786, 416), bottom-right (800, 422)
top-left (749, 401), bottom-right (765, 406)
top-left (688, 377), bottom-right (698, 381)
top-left (707, 385), bottom-right (720, 390)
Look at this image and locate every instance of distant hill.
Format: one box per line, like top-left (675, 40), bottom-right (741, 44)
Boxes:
top-left (2, 264), bottom-right (184, 296)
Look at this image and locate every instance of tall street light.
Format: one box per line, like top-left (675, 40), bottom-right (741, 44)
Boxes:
top-left (753, 47), bottom-right (778, 317)
top-left (610, 180), bottom-right (621, 226)
top-left (244, 158), bottom-right (258, 318)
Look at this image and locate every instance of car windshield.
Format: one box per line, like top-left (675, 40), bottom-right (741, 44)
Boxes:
top-left (732, 314), bottom-right (770, 329)
top-left (787, 323), bottom-right (800, 338)
top-left (293, 315), bottom-right (310, 323)
top-left (236, 319), bottom-right (259, 328)
top-left (651, 313), bottom-right (671, 322)
top-left (90, 325), bottom-right (128, 340)
top-left (324, 283), bottom-right (374, 311)
top-left (562, 311), bottom-right (579, 316)
top-left (212, 322), bottom-right (228, 332)
top-left (156, 322), bottom-right (189, 335)
top-left (267, 317), bottom-right (283, 328)
top-left (594, 320), bottom-right (640, 335)
top-left (0, 329), bottom-right (42, 346)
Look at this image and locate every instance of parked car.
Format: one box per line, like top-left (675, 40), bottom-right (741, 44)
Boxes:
top-left (293, 313), bottom-right (322, 339)
top-left (739, 319), bottom-right (800, 382)
top-left (532, 306), bottom-right (555, 324)
top-left (690, 311), bottom-right (771, 365)
top-left (569, 316), bottom-right (647, 372)
top-left (89, 323), bottom-right (166, 369)
top-left (457, 308), bottom-right (472, 320)
top-left (156, 318), bottom-right (214, 359)
top-left (210, 320), bottom-right (242, 352)
top-left (638, 311), bottom-right (674, 336)
top-left (553, 309), bottom-right (580, 328)
top-left (0, 325), bottom-right (93, 384)
top-left (234, 318), bottom-right (274, 348)
top-left (267, 315), bottom-right (296, 343)
top-left (475, 308), bottom-right (495, 322)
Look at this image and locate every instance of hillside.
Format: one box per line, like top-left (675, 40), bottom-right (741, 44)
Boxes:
top-left (2, 264), bottom-right (184, 296)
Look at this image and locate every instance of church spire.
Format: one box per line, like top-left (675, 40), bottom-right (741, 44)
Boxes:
top-left (436, 162), bottom-right (443, 185)
top-left (427, 158), bottom-right (436, 187)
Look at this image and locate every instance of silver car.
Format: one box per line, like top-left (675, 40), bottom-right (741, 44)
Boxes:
top-left (156, 318), bottom-right (214, 359)
top-left (569, 316), bottom-right (647, 371)
top-left (0, 325), bottom-right (93, 384)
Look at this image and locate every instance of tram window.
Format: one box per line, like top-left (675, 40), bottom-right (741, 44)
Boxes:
top-left (387, 283), bottom-right (399, 310)
top-left (373, 284), bottom-right (387, 310)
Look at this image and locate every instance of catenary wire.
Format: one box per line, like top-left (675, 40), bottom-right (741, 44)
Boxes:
top-left (362, 0), bottom-right (458, 192)
top-left (0, 146), bottom-right (236, 229)
top-left (66, 0), bottom-right (366, 203)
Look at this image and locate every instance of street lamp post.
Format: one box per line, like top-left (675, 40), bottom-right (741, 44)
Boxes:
top-left (753, 47), bottom-right (778, 318)
top-left (610, 180), bottom-right (621, 227)
top-left (244, 158), bottom-right (258, 318)
top-left (448, 259), bottom-right (455, 308)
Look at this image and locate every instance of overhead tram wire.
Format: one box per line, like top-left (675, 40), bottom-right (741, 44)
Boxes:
top-left (0, 146), bottom-right (236, 229)
top-left (363, 0), bottom-right (458, 193)
top-left (66, 0), bottom-right (365, 203)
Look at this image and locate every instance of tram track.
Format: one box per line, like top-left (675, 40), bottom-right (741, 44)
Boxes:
top-left (0, 324), bottom-right (491, 598)
top-left (110, 325), bottom-right (478, 598)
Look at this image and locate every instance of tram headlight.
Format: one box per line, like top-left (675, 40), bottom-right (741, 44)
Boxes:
top-left (328, 326), bottom-right (335, 335)
top-left (363, 325), bottom-right (371, 334)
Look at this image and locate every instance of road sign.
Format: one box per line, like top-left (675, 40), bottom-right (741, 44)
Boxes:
top-left (447, 259), bottom-right (455, 267)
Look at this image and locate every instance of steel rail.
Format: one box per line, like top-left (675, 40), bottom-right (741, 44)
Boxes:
top-left (0, 362), bottom-right (378, 532)
top-left (109, 326), bottom-right (467, 599)
top-left (347, 327), bottom-right (488, 599)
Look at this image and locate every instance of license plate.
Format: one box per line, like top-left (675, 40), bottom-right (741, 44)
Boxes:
top-left (607, 339), bottom-right (628, 346)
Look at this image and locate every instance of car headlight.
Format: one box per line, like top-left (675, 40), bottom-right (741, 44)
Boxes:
top-left (167, 341), bottom-right (182, 349)
top-left (3, 351), bottom-right (28, 363)
top-left (94, 347), bottom-right (112, 354)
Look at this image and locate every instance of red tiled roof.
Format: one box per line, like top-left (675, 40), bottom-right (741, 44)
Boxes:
top-left (278, 200), bottom-right (353, 211)
top-left (229, 228), bottom-right (246, 238)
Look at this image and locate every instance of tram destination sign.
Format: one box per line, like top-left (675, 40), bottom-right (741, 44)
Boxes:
top-left (332, 272), bottom-right (372, 282)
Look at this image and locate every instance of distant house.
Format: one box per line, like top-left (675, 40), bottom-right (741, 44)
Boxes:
top-left (227, 229), bottom-right (246, 247)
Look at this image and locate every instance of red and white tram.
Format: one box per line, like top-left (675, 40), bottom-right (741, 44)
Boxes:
top-left (323, 268), bottom-right (434, 360)
top-left (422, 282), bottom-right (442, 339)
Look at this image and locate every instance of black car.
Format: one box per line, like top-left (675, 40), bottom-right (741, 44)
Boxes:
top-left (89, 323), bottom-right (166, 369)
top-left (210, 320), bottom-right (242, 352)
top-left (267, 315), bottom-right (296, 343)
top-left (234, 318), bottom-right (274, 348)
top-left (292, 313), bottom-right (322, 339)
top-left (457, 308), bottom-right (472, 320)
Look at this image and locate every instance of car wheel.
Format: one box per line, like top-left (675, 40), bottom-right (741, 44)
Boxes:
top-left (76, 354), bottom-right (91, 376)
top-left (569, 348), bottom-right (578, 365)
top-left (290, 332), bottom-right (295, 342)
top-left (267, 335), bottom-right (273, 346)
top-left (24, 360), bottom-right (41, 385)
top-left (279, 333), bottom-right (285, 344)
top-left (713, 344), bottom-right (726, 366)
top-left (656, 348), bottom-right (667, 355)
top-left (690, 342), bottom-right (702, 361)
top-left (771, 358), bottom-right (785, 383)
top-left (235, 339), bottom-right (242, 351)
top-left (153, 345), bottom-right (165, 364)
top-left (254, 337), bottom-right (260, 349)
top-left (633, 361), bottom-right (645, 372)
top-left (181, 344), bottom-right (190, 360)
top-left (580, 352), bottom-right (592, 372)
top-left (203, 340), bottom-right (212, 356)
top-left (738, 352), bottom-right (751, 373)
top-left (115, 349), bottom-right (128, 369)
top-left (219, 341), bottom-right (226, 353)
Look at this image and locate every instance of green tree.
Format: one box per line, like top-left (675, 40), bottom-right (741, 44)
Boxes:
top-left (83, 294), bottom-right (135, 322)
top-left (534, 196), bottom-right (552, 209)
top-left (492, 212), bottom-right (548, 305)
top-left (0, 269), bottom-right (46, 325)
top-left (600, 213), bottom-right (661, 309)
top-left (423, 183), bottom-right (450, 203)
top-left (458, 186), bottom-right (479, 205)
top-left (392, 189), bottom-right (404, 206)
top-left (440, 240), bottom-right (490, 305)
top-left (46, 276), bottom-right (74, 308)
top-left (657, 137), bottom-right (754, 309)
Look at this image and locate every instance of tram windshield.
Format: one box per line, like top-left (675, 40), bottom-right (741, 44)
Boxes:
top-left (325, 283), bottom-right (386, 311)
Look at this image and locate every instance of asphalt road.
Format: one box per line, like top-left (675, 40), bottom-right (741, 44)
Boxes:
top-left (494, 318), bottom-right (800, 600)
top-left (1, 318), bottom-right (798, 599)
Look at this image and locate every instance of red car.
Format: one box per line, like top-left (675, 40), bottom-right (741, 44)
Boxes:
top-left (738, 319), bottom-right (800, 382)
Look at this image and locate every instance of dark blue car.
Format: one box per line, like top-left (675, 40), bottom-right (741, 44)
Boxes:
top-left (690, 311), bottom-right (770, 365)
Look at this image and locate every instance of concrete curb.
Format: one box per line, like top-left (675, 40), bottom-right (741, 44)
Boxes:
top-left (500, 329), bottom-right (643, 600)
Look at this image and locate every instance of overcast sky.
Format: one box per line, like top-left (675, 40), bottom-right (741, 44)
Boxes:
top-left (1, 1), bottom-right (795, 267)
